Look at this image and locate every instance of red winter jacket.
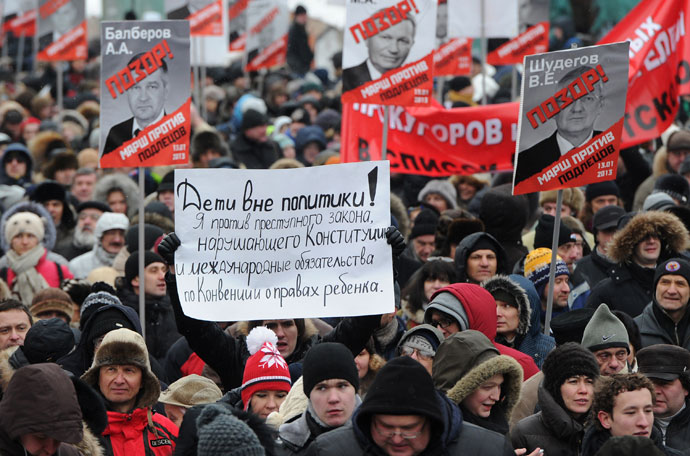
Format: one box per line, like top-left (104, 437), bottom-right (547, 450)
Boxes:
top-left (4, 249), bottom-right (73, 288)
top-left (430, 283), bottom-right (540, 380)
top-left (103, 408), bottom-right (177, 456)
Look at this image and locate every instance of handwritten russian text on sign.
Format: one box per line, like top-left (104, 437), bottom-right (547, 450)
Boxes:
top-left (36, 0), bottom-right (86, 61)
top-left (174, 163), bottom-right (394, 322)
top-left (342, 0), bottom-right (436, 106)
top-left (512, 42), bottom-right (630, 195)
top-left (99, 21), bottom-right (191, 168)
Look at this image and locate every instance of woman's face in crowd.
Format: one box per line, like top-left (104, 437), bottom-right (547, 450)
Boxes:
top-left (495, 300), bottom-right (519, 339)
top-left (11, 232), bottom-right (39, 255)
top-left (250, 389), bottom-right (287, 419)
top-left (355, 348), bottom-right (370, 379)
top-left (560, 375), bottom-right (594, 415)
top-left (457, 182), bottom-right (477, 201)
top-left (107, 190), bottom-right (127, 214)
top-left (262, 319), bottom-right (299, 358)
top-left (424, 193), bottom-right (448, 213)
top-left (423, 277), bottom-right (449, 302)
top-left (461, 373), bottom-right (503, 418)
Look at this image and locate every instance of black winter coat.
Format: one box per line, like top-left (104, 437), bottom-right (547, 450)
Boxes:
top-left (572, 248), bottom-right (614, 288)
top-left (230, 134), bottom-right (280, 169)
top-left (586, 261), bottom-right (655, 318)
top-left (304, 392), bottom-right (514, 456)
top-left (635, 301), bottom-right (690, 351)
top-left (167, 273), bottom-right (382, 392)
top-left (662, 398), bottom-right (690, 455)
top-left (286, 22), bottom-right (313, 75)
top-left (511, 385), bottom-right (586, 456)
top-left (580, 425), bottom-right (681, 456)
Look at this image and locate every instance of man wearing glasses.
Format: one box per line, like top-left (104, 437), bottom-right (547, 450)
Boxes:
top-left (582, 304), bottom-right (630, 375)
top-left (306, 357), bottom-right (514, 455)
top-left (514, 65), bottom-right (605, 186)
top-left (395, 324), bottom-right (444, 375)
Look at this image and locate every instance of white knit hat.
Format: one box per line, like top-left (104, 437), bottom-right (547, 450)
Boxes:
top-left (5, 211), bottom-right (45, 244)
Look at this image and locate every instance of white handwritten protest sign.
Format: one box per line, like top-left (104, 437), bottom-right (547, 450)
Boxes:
top-left (174, 162), bottom-right (394, 321)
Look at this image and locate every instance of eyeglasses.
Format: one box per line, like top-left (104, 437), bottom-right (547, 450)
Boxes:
top-left (398, 346), bottom-right (434, 361)
top-left (595, 350), bottom-right (628, 363)
top-left (373, 419), bottom-right (426, 440)
top-left (430, 317), bottom-right (453, 329)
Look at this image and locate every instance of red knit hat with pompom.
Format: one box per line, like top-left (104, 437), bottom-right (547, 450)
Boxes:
top-left (241, 326), bottom-right (292, 411)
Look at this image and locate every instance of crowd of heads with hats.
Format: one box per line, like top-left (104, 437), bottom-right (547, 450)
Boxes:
top-left (2, 4), bottom-right (690, 455)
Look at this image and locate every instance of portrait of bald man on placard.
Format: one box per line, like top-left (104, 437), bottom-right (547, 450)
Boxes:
top-left (101, 53), bottom-right (170, 157)
top-left (342, 9), bottom-right (417, 92)
top-left (514, 65), bottom-right (606, 186)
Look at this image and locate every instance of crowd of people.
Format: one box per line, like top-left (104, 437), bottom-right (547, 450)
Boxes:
top-left (0, 2), bottom-right (689, 456)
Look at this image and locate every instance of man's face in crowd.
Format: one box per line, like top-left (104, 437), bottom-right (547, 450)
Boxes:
top-left (429, 309), bottom-right (460, 339)
top-left (11, 233), bottom-right (39, 256)
top-left (651, 378), bottom-right (688, 418)
top-left (4, 154), bottom-right (27, 180)
top-left (558, 237), bottom-right (583, 273)
top-left (632, 235), bottom-right (661, 268)
top-left (53, 168), bottom-right (76, 186)
top-left (244, 125), bottom-right (268, 143)
top-left (398, 344), bottom-right (434, 376)
top-left (598, 388), bottom-right (654, 438)
top-left (163, 404), bottom-right (186, 428)
top-left (36, 310), bottom-right (70, 324)
top-left (107, 190), bottom-right (127, 214)
top-left (158, 190), bottom-right (174, 213)
top-left (132, 262), bottom-right (167, 297)
top-left (466, 249), bottom-right (497, 283)
top-left (596, 228), bottom-right (617, 256)
top-left (22, 122), bottom-right (39, 143)
top-left (591, 195), bottom-right (618, 214)
top-left (668, 149), bottom-right (690, 173)
top-left (302, 143), bottom-right (321, 165)
top-left (101, 229), bottom-right (125, 254)
top-left (310, 379), bottom-right (357, 427)
top-left (263, 319), bottom-right (298, 358)
top-left (543, 275), bottom-right (570, 309)
top-left (367, 18), bottom-right (415, 74)
top-left (371, 415), bottom-right (430, 456)
top-left (127, 68), bottom-right (168, 128)
top-left (655, 274), bottom-right (690, 319)
top-left (554, 76), bottom-right (603, 144)
top-left (98, 364), bottom-right (142, 413)
top-left (462, 373), bottom-right (504, 418)
top-left (594, 347), bottom-right (628, 375)
top-left (413, 235), bottom-right (435, 263)
top-left (496, 300), bottom-right (519, 340)
top-left (71, 173), bottom-right (96, 202)
top-left (0, 309), bottom-right (30, 349)
top-left (423, 193), bottom-right (448, 213)
top-left (42, 200), bottom-right (63, 226)
top-left (77, 208), bottom-right (103, 233)
top-left (542, 202), bottom-right (573, 217)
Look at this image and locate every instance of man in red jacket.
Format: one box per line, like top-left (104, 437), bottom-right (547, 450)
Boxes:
top-left (81, 328), bottom-right (178, 456)
top-left (424, 282), bottom-right (539, 379)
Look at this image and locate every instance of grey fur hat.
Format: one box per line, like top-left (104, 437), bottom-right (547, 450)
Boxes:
top-left (417, 179), bottom-right (458, 210)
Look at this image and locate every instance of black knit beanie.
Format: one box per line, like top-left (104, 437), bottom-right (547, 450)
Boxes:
top-left (87, 307), bottom-right (136, 347)
top-left (585, 181), bottom-right (620, 202)
top-left (302, 343), bottom-right (359, 396)
top-left (534, 213), bottom-right (574, 248)
top-left (542, 342), bottom-right (599, 410)
top-left (124, 250), bottom-right (166, 284)
top-left (653, 258), bottom-right (690, 292)
top-left (410, 209), bottom-right (439, 239)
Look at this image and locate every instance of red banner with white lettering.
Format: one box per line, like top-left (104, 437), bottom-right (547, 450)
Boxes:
top-left (245, 0), bottom-right (289, 71)
top-left (189, 0), bottom-right (223, 36)
top-left (597, 0), bottom-right (690, 147)
top-left (228, 0), bottom-right (248, 51)
top-left (487, 22), bottom-right (548, 66)
top-left (434, 38), bottom-right (472, 76)
top-left (37, 20), bottom-right (86, 61)
top-left (341, 101), bottom-right (518, 176)
top-left (3, 10), bottom-right (36, 37)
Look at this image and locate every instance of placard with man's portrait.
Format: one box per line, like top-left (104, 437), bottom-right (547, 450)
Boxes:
top-left (99, 20), bottom-right (191, 168)
top-left (342, 0), bottom-right (436, 106)
top-left (36, 0), bottom-right (86, 61)
top-left (512, 42), bottom-right (630, 195)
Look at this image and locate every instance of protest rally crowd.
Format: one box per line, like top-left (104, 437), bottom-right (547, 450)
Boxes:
top-left (2, 1), bottom-right (690, 456)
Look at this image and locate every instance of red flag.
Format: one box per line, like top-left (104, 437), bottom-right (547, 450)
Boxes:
top-left (434, 38), bottom-right (472, 76)
top-left (487, 22), bottom-right (549, 66)
top-left (598, 0), bottom-right (690, 148)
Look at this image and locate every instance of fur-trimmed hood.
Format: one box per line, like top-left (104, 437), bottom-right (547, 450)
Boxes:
top-left (27, 130), bottom-right (70, 175)
top-left (482, 275), bottom-right (531, 337)
top-left (81, 328), bottom-right (160, 410)
top-left (390, 192), bottom-right (410, 238)
top-left (0, 200), bottom-right (58, 252)
top-left (93, 173), bottom-right (140, 219)
top-left (652, 145), bottom-right (671, 177)
top-left (608, 211), bottom-right (689, 264)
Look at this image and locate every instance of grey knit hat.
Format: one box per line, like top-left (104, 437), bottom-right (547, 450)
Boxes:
top-left (581, 304), bottom-right (630, 353)
top-left (197, 404), bottom-right (265, 456)
top-left (417, 180), bottom-right (458, 209)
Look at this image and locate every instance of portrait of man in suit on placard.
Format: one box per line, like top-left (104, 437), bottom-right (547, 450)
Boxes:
top-left (102, 54), bottom-right (169, 157)
top-left (342, 10), bottom-right (416, 92)
top-left (38, 1), bottom-right (80, 51)
top-left (514, 65), bottom-right (605, 186)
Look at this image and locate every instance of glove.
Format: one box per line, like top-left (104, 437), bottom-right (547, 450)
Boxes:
top-left (385, 226), bottom-right (406, 260)
top-left (158, 232), bottom-right (181, 266)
